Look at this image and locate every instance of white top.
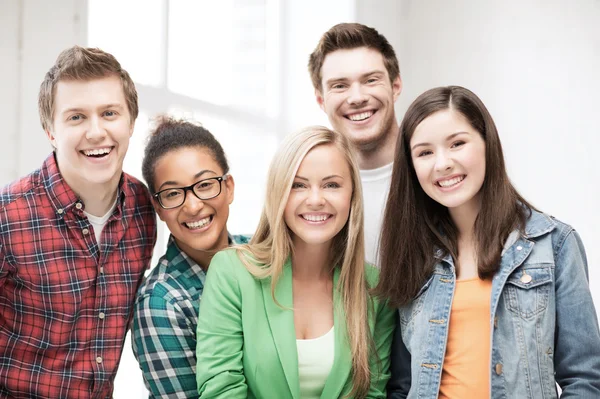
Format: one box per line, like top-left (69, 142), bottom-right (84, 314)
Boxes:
top-left (296, 327), bottom-right (335, 399)
top-left (360, 162), bottom-right (393, 266)
top-left (84, 198), bottom-right (117, 245)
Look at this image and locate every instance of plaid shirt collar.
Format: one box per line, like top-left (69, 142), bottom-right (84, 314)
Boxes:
top-left (41, 152), bottom-right (129, 220)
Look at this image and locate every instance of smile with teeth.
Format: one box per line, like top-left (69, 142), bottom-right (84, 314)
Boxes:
top-left (347, 110), bottom-right (374, 121)
top-left (184, 216), bottom-right (212, 229)
top-left (82, 147), bottom-right (112, 157)
top-left (301, 214), bottom-right (332, 222)
top-left (437, 175), bottom-right (465, 188)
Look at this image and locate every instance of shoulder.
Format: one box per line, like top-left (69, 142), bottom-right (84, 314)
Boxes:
top-left (0, 167), bottom-right (43, 212)
top-left (230, 233), bottom-right (252, 245)
top-left (364, 262), bottom-right (381, 289)
top-left (123, 172), bottom-right (153, 207)
top-left (525, 209), bottom-right (577, 252)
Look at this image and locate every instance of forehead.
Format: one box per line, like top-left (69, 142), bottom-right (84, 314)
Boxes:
top-left (411, 109), bottom-right (476, 143)
top-left (53, 75), bottom-right (127, 112)
top-left (297, 144), bottom-right (350, 175)
top-left (320, 47), bottom-right (388, 82)
top-left (154, 147), bottom-right (222, 183)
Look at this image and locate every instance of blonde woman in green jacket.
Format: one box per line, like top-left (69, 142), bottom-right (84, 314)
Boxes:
top-left (196, 126), bottom-right (396, 398)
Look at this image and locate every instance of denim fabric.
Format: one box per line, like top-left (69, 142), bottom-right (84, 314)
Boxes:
top-left (388, 210), bottom-right (600, 399)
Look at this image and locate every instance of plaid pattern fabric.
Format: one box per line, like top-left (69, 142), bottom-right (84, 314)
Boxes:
top-left (0, 154), bottom-right (157, 399)
top-left (132, 233), bottom-right (250, 398)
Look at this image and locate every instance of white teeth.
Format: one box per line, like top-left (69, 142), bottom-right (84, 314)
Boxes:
top-left (302, 214), bottom-right (329, 222)
top-left (83, 147), bottom-right (111, 156)
top-left (185, 216), bottom-right (211, 229)
top-left (348, 111), bottom-right (373, 121)
top-left (438, 176), bottom-right (464, 187)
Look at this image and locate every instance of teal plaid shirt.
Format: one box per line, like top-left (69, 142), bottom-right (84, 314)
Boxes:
top-left (132, 233), bottom-right (250, 398)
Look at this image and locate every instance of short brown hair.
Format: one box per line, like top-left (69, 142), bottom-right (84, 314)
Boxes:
top-left (38, 45), bottom-right (138, 132)
top-left (308, 23), bottom-right (400, 92)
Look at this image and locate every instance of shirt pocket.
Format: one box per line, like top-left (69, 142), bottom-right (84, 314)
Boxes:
top-left (504, 266), bottom-right (553, 320)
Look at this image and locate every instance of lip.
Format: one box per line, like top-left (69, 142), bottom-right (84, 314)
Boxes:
top-left (299, 212), bottom-right (333, 224)
top-left (344, 109), bottom-right (377, 125)
top-left (435, 174), bottom-right (466, 191)
top-left (79, 146), bottom-right (114, 163)
top-left (182, 215), bottom-right (214, 233)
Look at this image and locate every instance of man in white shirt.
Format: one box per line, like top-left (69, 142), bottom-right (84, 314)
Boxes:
top-left (309, 23), bottom-right (402, 265)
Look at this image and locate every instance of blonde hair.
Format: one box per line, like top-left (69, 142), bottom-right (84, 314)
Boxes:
top-left (237, 126), bottom-right (373, 397)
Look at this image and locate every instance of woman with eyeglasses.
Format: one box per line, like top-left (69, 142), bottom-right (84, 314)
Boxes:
top-left (196, 126), bottom-right (396, 399)
top-left (131, 117), bottom-right (249, 399)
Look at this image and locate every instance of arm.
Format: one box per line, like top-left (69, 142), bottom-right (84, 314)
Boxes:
top-left (132, 292), bottom-right (198, 398)
top-left (366, 300), bottom-right (398, 398)
top-left (554, 229), bottom-right (600, 396)
top-left (196, 251), bottom-right (247, 399)
top-left (386, 318), bottom-right (411, 398)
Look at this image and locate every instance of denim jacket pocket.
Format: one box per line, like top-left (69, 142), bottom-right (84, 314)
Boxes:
top-left (400, 274), bottom-right (434, 327)
top-left (504, 266), bottom-right (553, 320)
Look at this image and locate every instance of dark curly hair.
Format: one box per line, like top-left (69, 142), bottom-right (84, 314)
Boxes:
top-left (142, 116), bottom-right (229, 194)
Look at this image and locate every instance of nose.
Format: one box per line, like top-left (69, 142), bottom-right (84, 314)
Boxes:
top-left (434, 150), bottom-right (453, 172)
top-left (306, 187), bottom-right (325, 207)
top-left (182, 190), bottom-right (205, 212)
top-left (346, 83), bottom-right (368, 106)
top-left (86, 116), bottom-right (107, 141)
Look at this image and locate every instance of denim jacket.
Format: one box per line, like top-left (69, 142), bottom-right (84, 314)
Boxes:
top-left (388, 210), bottom-right (600, 398)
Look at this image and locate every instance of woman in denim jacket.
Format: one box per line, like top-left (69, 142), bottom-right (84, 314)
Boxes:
top-left (376, 86), bottom-right (600, 398)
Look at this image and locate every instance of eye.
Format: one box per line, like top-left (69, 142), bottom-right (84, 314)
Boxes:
top-left (366, 77), bottom-right (379, 84)
top-left (68, 114), bottom-right (83, 122)
top-left (163, 190), bottom-right (182, 199)
top-left (451, 140), bottom-right (465, 148)
top-left (291, 182), bottom-right (306, 189)
top-left (324, 182), bottom-right (341, 189)
top-left (196, 180), bottom-right (216, 190)
top-left (331, 83), bottom-right (346, 90)
top-left (103, 110), bottom-right (117, 117)
top-left (417, 149), bottom-right (433, 157)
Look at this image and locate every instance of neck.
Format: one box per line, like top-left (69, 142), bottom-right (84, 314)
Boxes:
top-left (449, 199), bottom-right (481, 241)
top-left (291, 239), bottom-right (332, 281)
top-left (177, 228), bottom-right (229, 271)
top-left (78, 182), bottom-right (119, 217)
top-left (356, 119), bottom-right (399, 170)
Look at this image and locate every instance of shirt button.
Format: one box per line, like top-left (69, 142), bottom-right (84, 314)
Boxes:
top-left (516, 245), bottom-right (523, 251)
top-left (82, 228), bottom-right (90, 235)
top-left (96, 356), bottom-right (103, 364)
top-left (100, 266), bottom-right (104, 274)
top-left (495, 363), bottom-right (503, 375)
top-left (57, 209), bottom-right (64, 214)
top-left (520, 274), bottom-right (532, 284)
top-left (99, 312), bottom-right (105, 320)
top-left (494, 316), bottom-right (498, 328)
top-left (75, 202), bottom-right (83, 210)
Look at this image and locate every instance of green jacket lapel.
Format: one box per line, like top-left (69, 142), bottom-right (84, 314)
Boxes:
top-left (261, 259), bottom-right (300, 398)
top-left (321, 267), bottom-right (352, 398)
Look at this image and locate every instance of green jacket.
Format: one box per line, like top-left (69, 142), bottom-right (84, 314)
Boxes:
top-left (196, 249), bottom-right (396, 398)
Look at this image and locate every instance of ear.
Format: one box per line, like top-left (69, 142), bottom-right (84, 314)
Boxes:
top-left (392, 76), bottom-right (402, 102)
top-left (45, 129), bottom-right (57, 148)
top-left (315, 88), bottom-right (325, 112)
top-left (224, 175), bottom-right (235, 204)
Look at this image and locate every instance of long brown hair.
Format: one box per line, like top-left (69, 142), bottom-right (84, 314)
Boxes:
top-left (375, 86), bottom-right (533, 307)
top-left (237, 126), bottom-right (374, 397)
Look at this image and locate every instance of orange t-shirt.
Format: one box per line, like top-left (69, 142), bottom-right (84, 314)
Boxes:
top-left (439, 278), bottom-right (492, 399)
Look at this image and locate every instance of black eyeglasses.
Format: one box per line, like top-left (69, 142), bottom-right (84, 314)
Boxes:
top-left (153, 175), bottom-right (228, 209)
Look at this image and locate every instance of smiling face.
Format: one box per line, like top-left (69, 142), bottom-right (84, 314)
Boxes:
top-left (284, 144), bottom-right (353, 250)
top-left (315, 47), bottom-right (401, 153)
top-left (47, 75), bottom-right (133, 193)
top-left (410, 108), bottom-right (486, 217)
top-left (153, 147), bottom-right (234, 266)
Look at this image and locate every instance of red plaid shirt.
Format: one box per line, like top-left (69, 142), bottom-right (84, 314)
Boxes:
top-left (0, 154), bottom-right (156, 399)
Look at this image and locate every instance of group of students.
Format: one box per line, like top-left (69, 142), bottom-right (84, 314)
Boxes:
top-left (0, 22), bottom-right (599, 399)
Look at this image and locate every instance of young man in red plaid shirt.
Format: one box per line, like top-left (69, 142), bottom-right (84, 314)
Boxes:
top-left (0, 46), bottom-right (157, 398)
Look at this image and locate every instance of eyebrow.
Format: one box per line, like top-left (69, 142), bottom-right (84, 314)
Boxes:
top-left (60, 103), bottom-right (125, 116)
top-left (157, 169), bottom-right (217, 191)
top-left (295, 174), bottom-right (343, 181)
top-left (324, 70), bottom-right (386, 87)
top-left (411, 131), bottom-right (470, 151)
